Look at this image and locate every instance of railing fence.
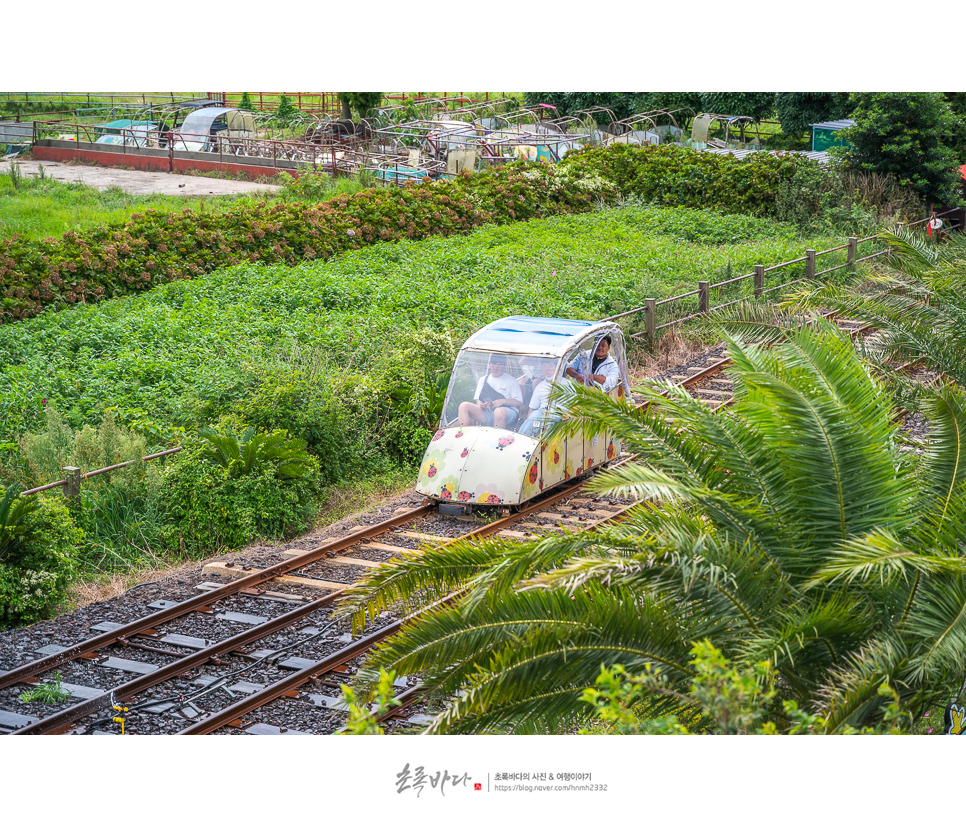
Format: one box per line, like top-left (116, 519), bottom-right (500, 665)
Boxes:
top-left (604, 207), bottom-right (963, 342)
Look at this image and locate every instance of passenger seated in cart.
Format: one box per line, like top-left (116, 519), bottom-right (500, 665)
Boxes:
top-left (518, 356), bottom-right (562, 437)
top-left (565, 334), bottom-right (620, 393)
top-left (457, 354), bottom-right (524, 429)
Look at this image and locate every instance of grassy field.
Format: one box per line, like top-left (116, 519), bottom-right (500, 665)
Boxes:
top-left (0, 204), bottom-right (842, 450)
top-left (0, 165), bottom-right (378, 240)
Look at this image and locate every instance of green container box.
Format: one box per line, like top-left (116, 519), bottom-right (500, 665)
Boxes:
top-left (810, 119), bottom-right (855, 153)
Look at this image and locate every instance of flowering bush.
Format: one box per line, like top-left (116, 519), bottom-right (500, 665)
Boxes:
top-left (0, 162), bottom-right (613, 325)
top-left (0, 495), bottom-right (81, 629)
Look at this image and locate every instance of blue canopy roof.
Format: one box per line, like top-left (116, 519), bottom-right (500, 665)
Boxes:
top-left (461, 316), bottom-right (615, 357)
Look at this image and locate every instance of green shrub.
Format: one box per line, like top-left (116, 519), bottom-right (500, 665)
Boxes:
top-left (564, 144), bottom-right (807, 217)
top-left (363, 328), bottom-right (457, 463)
top-left (198, 426), bottom-right (315, 479)
top-left (226, 367), bottom-right (360, 484)
top-left (0, 493), bottom-right (82, 629)
top-left (156, 433), bottom-right (320, 558)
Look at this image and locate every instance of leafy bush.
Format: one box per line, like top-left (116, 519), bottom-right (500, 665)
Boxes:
top-left (156, 432), bottom-right (319, 558)
top-left (581, 643), bottom-right (909, 735)
top-left (838, 93), bottom-right (962, 206)
top-left (274, 94), bottom-right (299, 122)
top-left (564, 143), bottom-right (808, 217)
top-left (198, 426), bottom-right (315, 478)
top-left (0, 162), bottom-right (613, 325)
top-left (225, 367), bottom-right (359, 483)
top-left (0, 492), bottom-right (82, 629)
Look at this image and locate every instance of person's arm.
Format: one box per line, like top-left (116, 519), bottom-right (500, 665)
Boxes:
top-left (565, 355), bottom-right (586, 385)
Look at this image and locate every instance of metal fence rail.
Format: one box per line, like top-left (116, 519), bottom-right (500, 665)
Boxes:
top-left (19, 447), bottom-right (182, 503)
top-left (605, 208), bottom-right (962, 341)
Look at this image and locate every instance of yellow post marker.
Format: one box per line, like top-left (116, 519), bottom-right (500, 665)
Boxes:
top-left (112, 704), bottom-right (129, 735)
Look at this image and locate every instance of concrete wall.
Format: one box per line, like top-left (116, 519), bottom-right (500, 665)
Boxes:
top-left (31, 139), bottom-right (306, 180)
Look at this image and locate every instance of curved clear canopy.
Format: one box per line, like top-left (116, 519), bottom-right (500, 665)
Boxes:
top-left (439, 317), bottom-right (632, 432)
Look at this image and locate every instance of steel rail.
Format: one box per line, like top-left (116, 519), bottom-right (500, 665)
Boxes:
top-left (177, 484), bottom-right (634, 735)
top-left (0, 505), bottom-right (433, 690)
top-left (9, 479), bottom-right (600, 734)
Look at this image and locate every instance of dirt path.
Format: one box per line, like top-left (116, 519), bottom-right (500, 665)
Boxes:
top-left (2, 158), bottom-right (282, 196)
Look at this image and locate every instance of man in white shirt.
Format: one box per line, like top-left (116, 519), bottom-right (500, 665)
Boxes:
top-left (565, 334), bottom-right (619, 393)
top-left (458, 354), bottom-right (524, 429)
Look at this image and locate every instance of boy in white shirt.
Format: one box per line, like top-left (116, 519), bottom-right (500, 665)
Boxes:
top-left (518, 356), bottom-right (560, 437)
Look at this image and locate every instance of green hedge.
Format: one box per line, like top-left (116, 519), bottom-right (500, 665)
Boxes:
top-left (0, 163), bottom-right (615, 325)
top-left (562, 144), bottom-right (811, 217)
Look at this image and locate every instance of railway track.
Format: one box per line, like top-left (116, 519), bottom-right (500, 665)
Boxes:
top-left (0, 473), bottom-right (637, 735)
top-left (658, 316), bottom-right (882, 411)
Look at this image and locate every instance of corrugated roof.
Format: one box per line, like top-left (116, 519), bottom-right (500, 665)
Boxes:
top-left (809, 119), bottom-right (855, 131)
top-left (704, 148), bottom-right (830, 164)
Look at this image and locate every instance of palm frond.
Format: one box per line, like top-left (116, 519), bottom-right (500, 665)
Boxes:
top-left (900, 575), bottom-right (966, 685)
top-left (354, 586), bottom-right (708, 734)
top-left (914, 385), bottom-right (966, 547)
top-left (813, 640), bottom-right (906, 733)
top-left (808, 528), bottom-right (965, 589)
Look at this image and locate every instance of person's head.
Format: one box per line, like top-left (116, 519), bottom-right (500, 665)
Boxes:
top-left (595, 334), bottom-right (612, 358)
top-left (540, 357), bottom-right (557, 378)
top-left (488, 354), bottom-right (507, 376)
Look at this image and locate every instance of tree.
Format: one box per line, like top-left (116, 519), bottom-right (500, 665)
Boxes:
top-left (338, 92), bottom-right (384, 121)
top-left (238, 92), bottom-right (254, 112)
top-left (839, 93), bottom-right (962, 206)
top-left (339, 321), bottom-right (966, 733)
top-left (699, 92), bottom-right (774, 121)
top-left (274, 94), bottom-right (299, 122)
top-left (774, 92), bottom-right (851, 138)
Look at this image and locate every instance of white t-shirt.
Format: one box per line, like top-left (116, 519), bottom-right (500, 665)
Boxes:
top-left (528, 378), bottom-right (552, 411)
top-left (474, 372), bottom-right (523, 404)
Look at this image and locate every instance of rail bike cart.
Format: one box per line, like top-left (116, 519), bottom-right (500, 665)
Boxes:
top-left (416, 316), bottom-right (631, 512)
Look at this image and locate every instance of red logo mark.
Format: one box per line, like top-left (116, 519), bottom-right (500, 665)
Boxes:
top-left (474, 783), bottom-right (482, 791)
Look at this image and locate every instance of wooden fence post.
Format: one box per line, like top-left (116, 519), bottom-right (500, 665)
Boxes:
top-left (644, 298), bottom-right (656, 344)
top-left (62, 467), bottom-right (81, 508)
top-left (698, 281), bottom-right (709, 314)
top-left (847, 237), bottom-right (858, 266)
top-left (754, 265), bottom-right (764, 298)
top-left (806, 249), bottom-right (816, 281)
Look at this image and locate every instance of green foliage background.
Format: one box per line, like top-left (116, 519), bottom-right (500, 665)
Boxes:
top-left (840, 93), bottom-right (962, 205)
